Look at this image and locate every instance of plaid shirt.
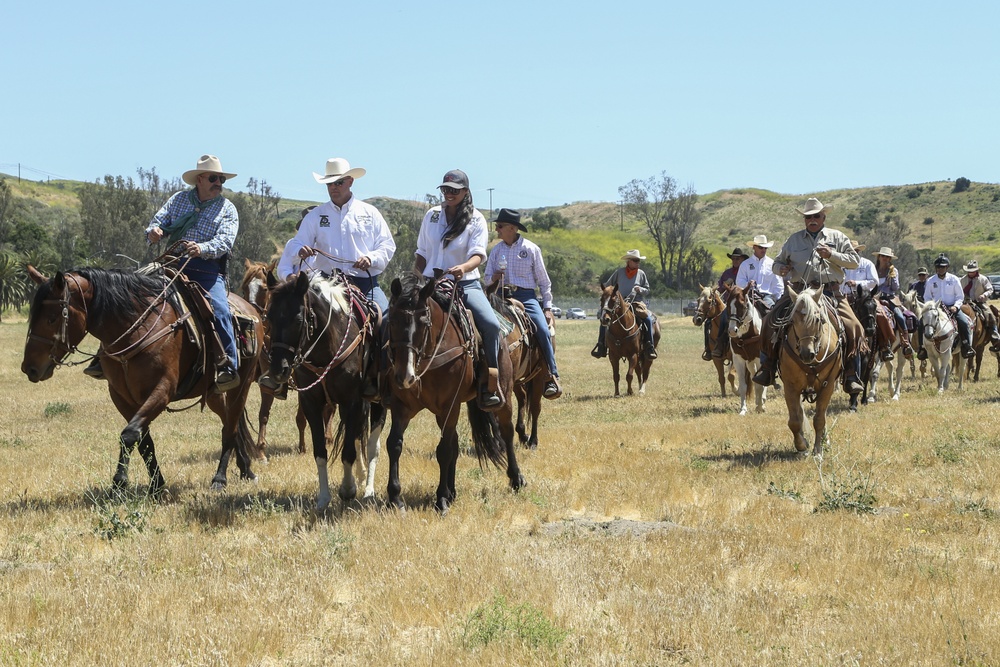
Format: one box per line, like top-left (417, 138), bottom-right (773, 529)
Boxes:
top-left (484, 235), bottom-right (554, 309)
top-left (147, 189), bottom-right (239, 260)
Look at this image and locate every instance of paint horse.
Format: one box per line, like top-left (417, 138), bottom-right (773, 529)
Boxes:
top-left (693, 285), bottom-right (737, 397)
top-left (727, 285), bottom-right (767, 415)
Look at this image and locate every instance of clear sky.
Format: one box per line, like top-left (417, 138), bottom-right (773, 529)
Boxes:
top-left (3, 1), bottom-right (998, 210)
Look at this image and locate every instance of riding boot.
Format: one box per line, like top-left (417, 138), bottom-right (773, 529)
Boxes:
top-left (479, 367), bottom-right (503, 411)
top-left (712, 329), bottom-right (728, 358)
top-left (881, 346), bottom-right (894, 362)
top-left (916, 328), bottom-right (927, 360)
top-left (900, 331), bottom-right (914, 359)
top-left (702, 321), bottom-right (712, 361)
top-left (543, 375), bottom-right (562, 399)
top-left (991, 325), bottom-right (1000, 352)
top-left (643, 321), bottom-right (658, 359)
top-left (215, 358), bottom-right (240, 394)
top-left (752, 339), bottom-right (780, 387)
top-left (591, 325), bottom-right (608, 358)
top-left (843, 354), bottom-right (863, 394)
top-left (962, 340), bottom-right (976, 359)
top-left (361, 343), bottom-right (380, 402)
top-left (84, 353), bottom-right (106, 380)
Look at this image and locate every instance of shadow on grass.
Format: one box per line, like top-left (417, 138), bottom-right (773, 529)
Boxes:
top-left (702, 447), bottom-right (805, 468)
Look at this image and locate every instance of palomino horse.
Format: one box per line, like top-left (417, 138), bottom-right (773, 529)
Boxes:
top-left (779, 286), bottom-right (842, 458)
top-left (21, 266), bottom-right (264, 494)
top-left (487, 285), bottom-right (550, 450)
top-left (598, 284), bottom-right (660, 397)
top-left (264, 272), bottom-right (385, 510)
top-left (386, 275), bottom-right (524, 513)
top-left (912, 299), bottom-right (960, 393)
top-left (727, 285), bottom-right (767, 415)
top-left (693, 285), bottom-right (737, 397)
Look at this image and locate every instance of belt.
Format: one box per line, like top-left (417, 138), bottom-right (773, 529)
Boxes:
top-left (508, 285), bottom-right (536, 293)
top-left (790, 280), bottom-right (840, 290)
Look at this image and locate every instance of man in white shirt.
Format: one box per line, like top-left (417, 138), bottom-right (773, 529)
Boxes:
top-left (735, 234), bottom-right (784, 308)
top-left (924, 253), bottom-right (974, 359)
top-left (841, 241), bottom-right (877, 302)
top-left (959, 259), bottom-right (1000, 351)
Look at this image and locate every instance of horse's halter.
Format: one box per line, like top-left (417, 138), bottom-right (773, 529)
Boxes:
top-left (26, 274), bottom-right (88, 367)
top-left (599, 290), bottom-right (636, 330)
top-left (729, 294), bottom-right (757, 337)
top-left (391, 281), bottom-right (463, 382)
top-left (694, 289), bottom-right (722, 326)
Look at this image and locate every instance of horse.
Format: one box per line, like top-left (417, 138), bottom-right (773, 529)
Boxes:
top-left (727, 285), bottom-right (767, 415)
top-left (264, 271), bottom-right (385, 510)
top-left (385, 274), bottom-right (524, 513)
top-left (851, 285), bottom-right (905, 405)
top-left (598, 284), bottom-right (659, 397)
top-left (912, 299), bottom-right (959, 393)
top-left (693, 285), bottom-right (737, 397)
top-left (778, 286), bottom-right (842, 458)
top-left (21, 266), bottom-right (264, 495)
top-left (487, 284), bottom-right (550, 450)
top-left (240, 258), bottom-right (317, 457)
top-left (962, 302), bottom-right (991, 382)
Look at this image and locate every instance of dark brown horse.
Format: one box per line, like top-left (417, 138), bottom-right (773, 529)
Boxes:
top-left (693, 285), bottom-right (736, 397)
top-left (264, 271), bottom-right (385, 510)
top-left (21, 266), bottom-right (264, 495)
top-left (385, 274), bottom-right (524, 513)
top-left (598, 284), bottom-right (659, 397)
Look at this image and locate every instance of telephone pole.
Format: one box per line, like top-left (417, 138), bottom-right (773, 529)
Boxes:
top-left (487, 188), bottom-right (494, 214)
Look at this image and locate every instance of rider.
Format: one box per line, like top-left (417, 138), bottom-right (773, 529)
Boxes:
top-left (909, 267), bottom-right (929, 302)
top-left (959, 259), bottom-right (1000, 352)
top-left (484, 208), bottom-right (562, 399)
top-left (271, 158), bottom-right (396, 399)
top-left (924, 253), bottom-right (975, 359)
top-left (591, 250), bottom-right (657, 359)
top-left (751, 198), bottom-right (866, 394)
top-left (840, 240), bottom-right (876, 303)
top-left (702, 247), bottom-right (748, 361)
top-left (735, 235), bottom-right (784, 308)
top-left (873, 247), bottom-right (914, 360)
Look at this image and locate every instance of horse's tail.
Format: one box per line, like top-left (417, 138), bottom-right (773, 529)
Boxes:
top-left (238, 410), bottom-right (265, 462)
top-left (329, 399), bottom-right (371, 461)
top-left (465, 399), bottom-right (507, 470)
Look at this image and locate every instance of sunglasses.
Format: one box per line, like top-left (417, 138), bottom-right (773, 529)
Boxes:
top-left (440, 186), bottom-right (465, 195)
top-left (330, 178), bottom-right (349, 187)
top-left (804, 213), bottom-right (822, 220)
top-left (206, 174), bottom-right (227, 184)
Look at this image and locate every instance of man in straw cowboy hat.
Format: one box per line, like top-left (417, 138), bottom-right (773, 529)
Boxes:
top-left (591, 249), bottom-right (657, 359)
top-left (959, 258), bottom-right (1000, 352)
top-left (752, 197), bottom-right (866, 394)
top-left (270, 157), bottom-right (396, 399)
top-left (735, 235), bottom-right (784, 309)
top-left (83, 154), bottom-right (241, 392)
top-left (925, 253), bottom-right (976, 359)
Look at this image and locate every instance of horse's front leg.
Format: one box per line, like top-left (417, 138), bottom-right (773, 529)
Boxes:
top-left (434, 424), bottom-right (460, 515)
top-left (359, 403), bottom-right (385, 500)
top-left (496, 401), bottom-right (524, 492)
top-left (385, 406), bottom-right (410, 510)
top-left (514, 383), bottom-right (529, 445)
top-left (811, 382), bottom-right (835, 461)
top-left (714, 358), bottom-right (727, 397)
top-left (783, 384), bottom-right (808, 453)
top-left (625, 354), bottom-right (637, 396)
top-left (611, 355), bottom-right (622, 397)
top-left (339, 400), bottom-right (370, 505)
top-left (256, 388), bottom-right (274, 461)
top-left (300, 394), bottom-right (334, 510)
top-left (107, 386), bottom-right (167, 495)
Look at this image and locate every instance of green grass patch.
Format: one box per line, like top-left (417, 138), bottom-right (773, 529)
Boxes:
top-left (462, 593), bottom-right (568, 651)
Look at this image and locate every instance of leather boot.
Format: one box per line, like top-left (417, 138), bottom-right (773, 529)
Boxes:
top-left (752, 340), bottom-right (779, 386)
top-left (591, 341), bottom-right (608, 358)
top-left (479, 367), bottom-right (503, 410)
top-left (215, 359), bottom-right (240, 394)
top-left (84, 355), bottom-right (106, 379)
top-left (843, 355), bottom-right (863, 394)
top-left (901, 332), bottom-right (914, 359)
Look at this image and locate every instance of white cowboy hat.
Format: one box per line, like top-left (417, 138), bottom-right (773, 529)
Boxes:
top-left (963, 259), bottom-right (980, 273)
top-left (182, 154), bottom-right (237, 186)
top-left (873, 247), bottom-right (896, 259)
top-left (796, 197), bottom-right (831, 216)
top-left (747, 234), bottom-right (774, 248)
top-left (621, 249), bottom-right (646, 261)
top-left (850, 240), bottom-right (866, 252)
top-left (313, 158), bottom-right (366, 184)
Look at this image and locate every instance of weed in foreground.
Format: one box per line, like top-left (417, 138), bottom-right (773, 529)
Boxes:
top-left (91, 493), bottom-right (153, 541)
top-left (814, 444), bottom-right (881, 515)
top-left (43, 402), bottom-right (72, 418)
top-left (461, 593), bottom-right (568, 651)
top-left (767, 481), bottom-right (803, 502)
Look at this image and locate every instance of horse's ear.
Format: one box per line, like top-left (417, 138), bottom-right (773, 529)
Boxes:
top-left (870, 284), bottom-right (879, 297)
top-left (390, 278), bottom-right (402, 299)
top-left (811, 287), bottom-right (823, 303)
top-left (420, 278), bottom-right (437, 302)
top-left (266, 270), bottom-right (279, 289)
top-left (698, 283), bottom-right (705, 291)
top-left (27, 265), bottom-right (48, 285)
top-left (294, 271), bottom-right (310, 296)
top-left (244, 258), bottom-right (252, 270)
top-left (266, 259), bottom-right (278, 273)
top-left (786, 284), bottom-right (798, 301)
top-left (52, 271), bottom-right (66, 292)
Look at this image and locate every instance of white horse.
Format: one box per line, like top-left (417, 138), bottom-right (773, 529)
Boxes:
top-left (727, 286), bottom-right (767, 416)
top-left (870, 338), bottom-right (905, 402)
top-left (915, 299), bottom-right (961, 393)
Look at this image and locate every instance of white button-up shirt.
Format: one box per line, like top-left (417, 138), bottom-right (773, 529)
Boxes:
top-left (842, 257), bottom-right (878, 296)
top-left (735, 253), bottom-right (784, 299)
top-left (925, 272), bottom-right (965, 307)
top-left (415, 207), bottom-right (488, 280)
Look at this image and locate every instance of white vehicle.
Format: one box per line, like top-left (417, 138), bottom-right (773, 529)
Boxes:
top-left (566, 307), bottom-right (586, 320)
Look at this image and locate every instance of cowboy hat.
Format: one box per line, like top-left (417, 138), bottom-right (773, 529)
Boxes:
top-left (796, 197), bottom-right (831, 216)
top-left (621, 249), bottom-right (646, 261)
top-left (493, 208), bottom-right (526, 232)
top-left (873, 246), bottom-right (896, 259)
top-left (182, 154), bottom-right (237, 186)
top-left (727, 247), bottom-right (750, 259)
top-left (747, 234), bottom-right (774, 248)
top-left (850, 240), bottom-right (866, 252)
top-left (313, 158), bottom-right (366, 184)
top-left (963, 259), bottom-right (980, 273)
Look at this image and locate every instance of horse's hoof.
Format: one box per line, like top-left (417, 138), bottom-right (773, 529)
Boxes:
top-left (435, 498), bottom-right (450, 515)
top-left (210, 480), bottom-right (226, 491)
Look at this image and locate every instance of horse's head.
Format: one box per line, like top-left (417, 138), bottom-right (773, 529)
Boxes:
top-left (728, 285), bottom-right (752, 337)
top-left (919, 299), bottom-right (949, 340)
top-left (598, 284), bottom-right (621, 326)
top-left (693, 284), bottom-right (718, 326)
top-left (388, 273), bottom-right (438, 390)
top-left (265, 272), bottom-right (349, 385)
top-left (789, 287), bottom-right (834, 364)
top-left (22, 267), bottom-right (92, 383)
top-left (242, 259), bottom-right (276, 310)
top-left (852, 284), bottom-right (879, 338)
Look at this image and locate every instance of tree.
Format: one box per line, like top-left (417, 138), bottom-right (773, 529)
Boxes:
top-left (618, 172), bottom-right (703, 291)
top-left (0, 179), bottom-right (12, 250)
top-left (0, 250), bottom-right (27, 321)
top-left (77, 175), bottom-right (152, 267)
top-left (377, 198), bottom-right (425, 285)
top-left (953, 177), bottom-right (971, 193)
top-left (227, 178), bottom-right (282, 285)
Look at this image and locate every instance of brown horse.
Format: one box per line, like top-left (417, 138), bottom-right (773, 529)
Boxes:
top-left (21, 266), bottom-right (264, 495)
top-left (779, 286), bottom-right (842, 458)
top-left (264, 271), bottom-right (384, 509)
top-left (727, 285), bottom-right (767, 415)
top-left (598, 284), bottom-right (659, 397)
top-left (385, 274), bottom-right (524, 513)
top-left (693, 285), bottom-right (737, 397)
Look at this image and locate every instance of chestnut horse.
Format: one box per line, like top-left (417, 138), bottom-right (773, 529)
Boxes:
top-left (265, 272), bottom-right (385, 509)
top-left (779, 286), bottom-right (842, 458)
top-left (21, 266), bottom-right (264, 495)
top-left (598, 284), bottom-right (659, 397)
top-left (693, 285), bottom-right (737, 397)
top-left (385, 274), bottom-right (524, 513)
top-left (727, 285), bottom-right (767, 415)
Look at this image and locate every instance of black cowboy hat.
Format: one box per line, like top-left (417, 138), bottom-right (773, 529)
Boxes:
top-left (726, 247), bottom-right (749, 259)
top-left (493, 208), bottom-right (527, 232)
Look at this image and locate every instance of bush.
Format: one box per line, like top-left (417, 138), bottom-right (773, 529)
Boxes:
top-left (953, 177), bottom-right (971, 193)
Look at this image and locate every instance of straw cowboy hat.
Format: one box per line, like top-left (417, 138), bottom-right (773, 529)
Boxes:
top-left (796, 198), bottom-right (831, 216)
top-left (313, 158), bottom-right (366, 184)
top-left (963, 259), bottom-right (981, 273)
top-left (621, 249), bottom-right (646, 261)
top-left (850, 240), bottom-right (866, 252)
top-left (182, 154), bottom-right (237, 186)
top-left (727, 247), bottom-right (750, 259)
top-left (747, 234), bottom-right (774, 248)
top-left (873, 247), bottom-right (896, 259)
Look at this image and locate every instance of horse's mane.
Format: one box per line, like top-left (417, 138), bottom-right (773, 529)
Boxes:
top-left (393, 273), bottom-right (455, 311)
top-left (791, 287), bottom-right (829, 323)
top-left (270, 272), bottom-right (349, 316)
top-left (30, 268), bottom-right (166, 327)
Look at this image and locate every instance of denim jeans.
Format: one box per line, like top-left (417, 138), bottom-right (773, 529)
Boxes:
top-left (459, 279), bottom-right (500, 368)
top-left (184, 257), bottom-right (237, 369)
top-left (509, 287), bottom-right (558, 377)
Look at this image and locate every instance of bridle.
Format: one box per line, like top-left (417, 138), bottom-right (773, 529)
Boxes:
top-left (390, 280), bottom-right (470, 381)
top-left (600, 290), bottom-right (638, 334)
top-left (25, 275), bottom-right (85, 366)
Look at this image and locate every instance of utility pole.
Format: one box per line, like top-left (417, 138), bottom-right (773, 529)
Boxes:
top-left (618, 200), bottom-right (624, 231)
top-left (487, 188), bottom-right (495, 214)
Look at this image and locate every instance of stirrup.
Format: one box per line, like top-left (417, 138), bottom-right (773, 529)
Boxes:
top-left (701, 350), bottom-right (712, 362)
top-left (543, 378), bottom-right (562, 399)
top-left (83, 357), bottom-right (106, 380)
top-left (591, 344), bottom-right (607, 359)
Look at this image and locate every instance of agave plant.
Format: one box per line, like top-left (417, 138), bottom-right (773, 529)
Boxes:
top-left (0, 250), bottom-right (28, 322)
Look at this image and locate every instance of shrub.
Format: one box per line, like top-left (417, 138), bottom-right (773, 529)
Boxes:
top-left (953, 177), bottom-right (971, 193)
top-left (462, 593), bottom-right (568, 650)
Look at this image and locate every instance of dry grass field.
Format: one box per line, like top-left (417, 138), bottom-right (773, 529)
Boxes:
top-left (3, 311), bottom-right (1000, 665)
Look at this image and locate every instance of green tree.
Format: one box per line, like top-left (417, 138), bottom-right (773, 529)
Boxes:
top-left (228, 178), bottom-right (282, 284)
top-left (77, 175), bottom-right (152, 267)
top-left (953, 177), bottom-right (971, 193)
top-left (0, 250), bottom-right (27, 321)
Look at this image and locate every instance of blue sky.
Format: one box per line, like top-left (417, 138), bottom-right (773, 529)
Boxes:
top-left (3, 1), bottom-right (998, 210)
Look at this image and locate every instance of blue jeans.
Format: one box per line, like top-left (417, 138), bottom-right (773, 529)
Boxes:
top-left (510, 287), bottom-right (558, 378)
top-left (955, 308), bottom-right (973, 346)
top-left (459, 279), bottom-right (500, 369)
top-left (184, 258), bottom-right (238, 369)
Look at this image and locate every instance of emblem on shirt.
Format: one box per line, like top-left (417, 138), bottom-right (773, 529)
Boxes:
top-left (518, 250), bottom-right (529, 260)
top-left (357, 214), bottom-right (372, 225)
top-left (319, 215), bottom-right (330, 228)
top-left (430, 211), bottom-right (440, 223)
top-left (749, 263), bottom-right (756, 271)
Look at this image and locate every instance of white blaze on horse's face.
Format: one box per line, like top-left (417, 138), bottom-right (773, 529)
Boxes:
top-left (693, 285), bottom-right (713, 326)
top-left (247, 278), bottom-right (264, 307)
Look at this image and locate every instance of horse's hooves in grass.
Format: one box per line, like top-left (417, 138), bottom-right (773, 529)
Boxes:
top-left (210, 481), bottom-right (226, 491)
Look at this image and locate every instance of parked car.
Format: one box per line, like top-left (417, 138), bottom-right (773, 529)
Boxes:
top-left (566, 307), bottom-right (587, 320)
top-left (989, 275), bottom-right (1000, 298)
top-left (683, 300), bottom-right (699, 317)
top-left (550, 306), bottom-right (563, 318)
